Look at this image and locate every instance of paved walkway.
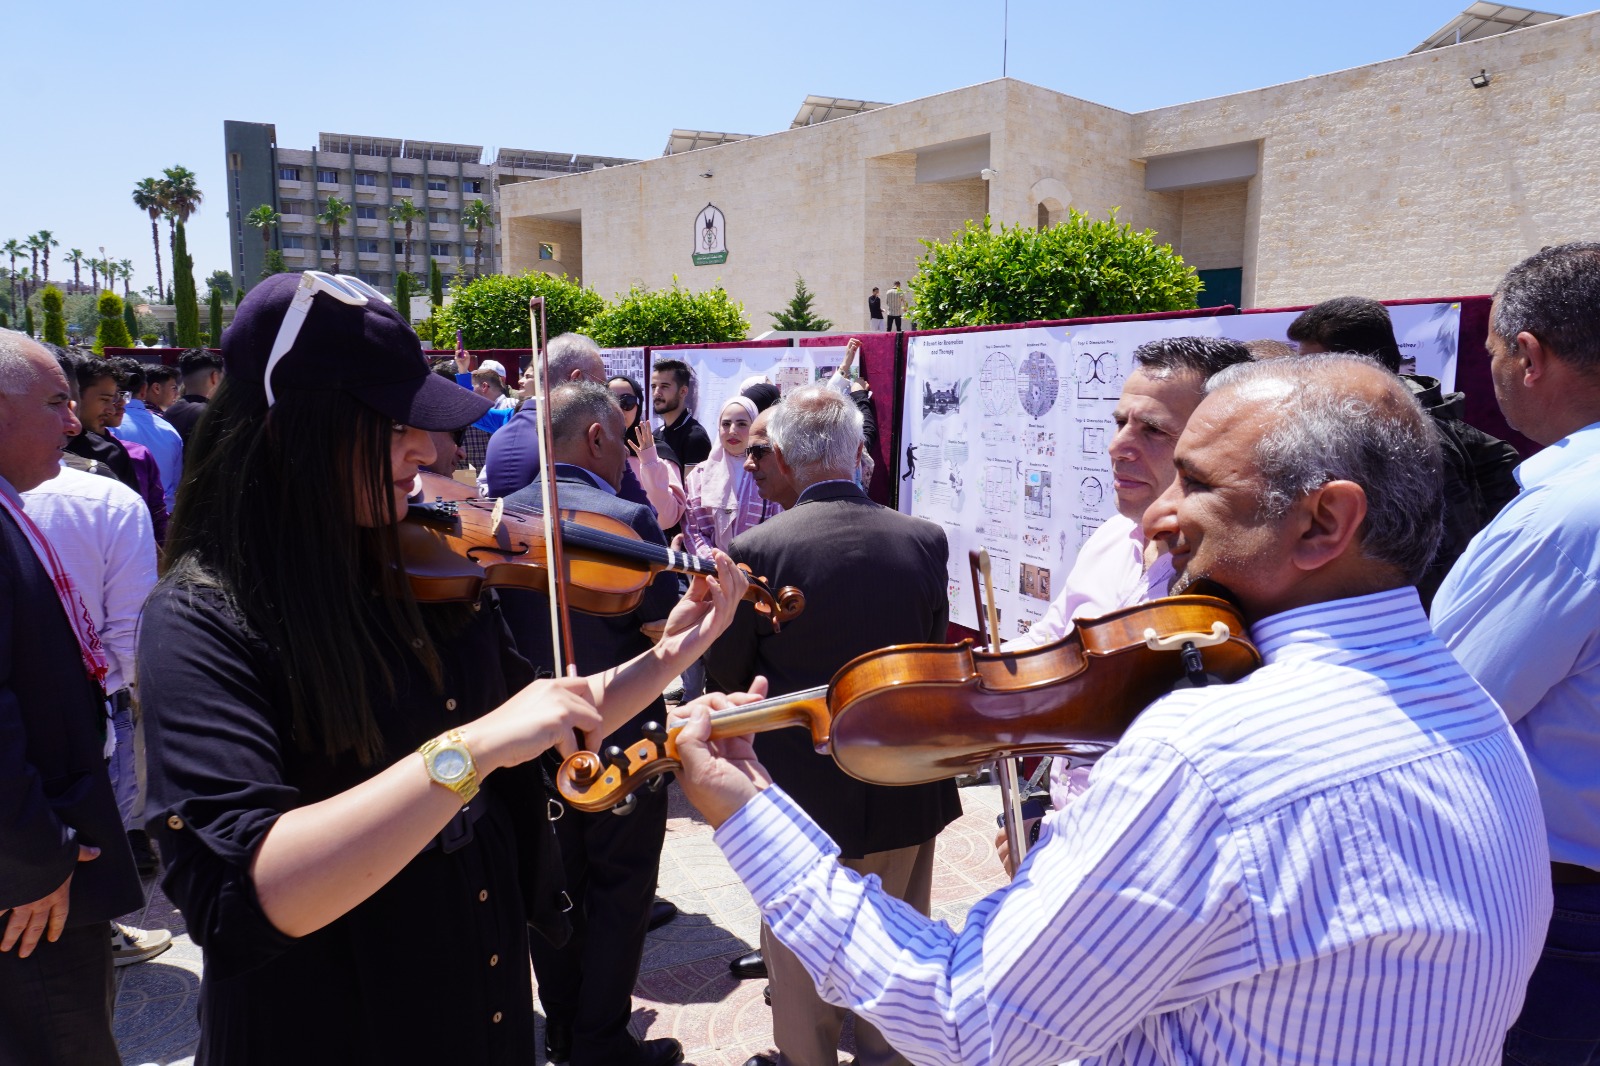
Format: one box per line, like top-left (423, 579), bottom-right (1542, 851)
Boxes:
top-left (113, 782), bottom-right (1008, 1065)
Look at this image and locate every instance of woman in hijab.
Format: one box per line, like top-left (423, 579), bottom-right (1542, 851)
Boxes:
top-left (681, 394), bottom-right (779, 557)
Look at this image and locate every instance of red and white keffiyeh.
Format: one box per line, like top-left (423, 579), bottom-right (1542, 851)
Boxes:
top-left (0, 490), bottom-right (109, 691)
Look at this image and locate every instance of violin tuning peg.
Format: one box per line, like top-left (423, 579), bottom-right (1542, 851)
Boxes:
top-left (603, 745), bottom-right (630, 770)
top-left (611, 793), bottom-right (638, 816)
top-left (641, 721), bottom-right (667, 746)
top-left (645, 775), bottom-right (666, 794)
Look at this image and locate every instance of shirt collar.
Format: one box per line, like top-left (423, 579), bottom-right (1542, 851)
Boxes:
top-left (552, 462), bottom-right (617, 496)
top-left (1513, 420), bottom-right (1600, 491)
top-left (125, 397), bottom-right (148, 412)
top-left (0, 473), bottom-right (21, 510)
top-left (795, 478), bottom-right (859, 505)
top-left (1247, 586), bottom-right (1429, 661)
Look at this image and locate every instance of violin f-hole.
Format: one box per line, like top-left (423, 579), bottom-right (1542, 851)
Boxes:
top-left (465, 542), bottom-right (531, 562)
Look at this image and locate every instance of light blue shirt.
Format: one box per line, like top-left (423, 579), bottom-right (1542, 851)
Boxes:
top-left (1433, 419), bottom-right (1600, 870)
top-left (111, 397), bottom-right (184, 509)
top-left (719, 589), bottom-right (1550, 1066)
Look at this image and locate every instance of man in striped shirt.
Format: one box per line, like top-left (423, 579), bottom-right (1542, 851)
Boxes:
top-left (675, 355), bottom-right (1551, 1066)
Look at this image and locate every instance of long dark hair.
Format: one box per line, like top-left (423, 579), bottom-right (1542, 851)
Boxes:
top-left (163, 376), bottom-right (441, 765)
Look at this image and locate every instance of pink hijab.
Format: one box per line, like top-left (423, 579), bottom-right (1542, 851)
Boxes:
top-left (696, 395), bottom-right (761, 547)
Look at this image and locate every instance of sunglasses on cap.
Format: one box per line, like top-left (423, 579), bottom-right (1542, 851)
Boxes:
top-left (263, 271), bottom-right (390, 406)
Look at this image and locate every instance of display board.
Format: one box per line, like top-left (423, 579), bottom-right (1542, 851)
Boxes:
top-left (599, 347), bottom-right (647, 385)
top-left (898, 303), bottom-right (1462, 639)
top-left (660, 345), bottom-right (848, 430)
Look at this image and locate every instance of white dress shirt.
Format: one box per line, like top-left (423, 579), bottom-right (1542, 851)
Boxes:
top-left (22, 465), bottom-right (157, 694)
top-left (717, 588), bottom-right (1551, 1066)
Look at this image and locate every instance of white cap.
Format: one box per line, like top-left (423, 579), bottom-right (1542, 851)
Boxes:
top-left (477, 359), bottom-right (508, 379)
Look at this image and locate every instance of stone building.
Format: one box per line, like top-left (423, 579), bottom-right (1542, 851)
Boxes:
top-left (500, 7), bottom-right (1596, 331)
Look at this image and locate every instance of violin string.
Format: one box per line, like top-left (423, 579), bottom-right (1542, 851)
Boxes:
top-left (454, 497), bottom-right (717, 577)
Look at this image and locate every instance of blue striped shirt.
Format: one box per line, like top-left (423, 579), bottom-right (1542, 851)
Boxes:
top-left (717, 588), bottom-right (1552, 1065)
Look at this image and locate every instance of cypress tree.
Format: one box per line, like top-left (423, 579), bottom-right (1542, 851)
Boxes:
top-left (209, 287), bottom-right (224, 344)
top-left (0, 311), bottom-right (8, 328)
top-left (394, 272), bottom-right (414, 323)
top-left (94, 291), bottom-right (134, 353)
top-left (123, 301), bottom-right (139, 342)
top-left (24, 305), bottom-right (34, 337)
top-left (173, 221), bottom-right (201, 346)
top-left (41, 286), bottom-right (68, 345)
top-left (429, 258), bottom-right (444, 307)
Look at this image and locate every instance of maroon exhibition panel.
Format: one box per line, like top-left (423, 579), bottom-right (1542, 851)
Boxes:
top-left (799, 332), bottom-right (898, 505)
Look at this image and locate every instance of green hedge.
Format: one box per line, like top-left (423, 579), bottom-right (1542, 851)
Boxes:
top-left (586, 279), bottom-right (747, 348)
top-left (436, 272), bottom-right (604, 349)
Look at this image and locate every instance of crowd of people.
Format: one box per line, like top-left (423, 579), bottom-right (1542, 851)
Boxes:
top-left (0, 243), bottom-right (1596, 1066)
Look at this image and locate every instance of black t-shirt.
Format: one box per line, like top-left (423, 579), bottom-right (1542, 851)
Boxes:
top-left (138, 582), bottom-right (565, 1065)
top-left (162, 394), bottom-right (208, 446)
top-left (868, 293), bottom-right (883, 318)
top-left (659, 409), bottom-right (711, 471)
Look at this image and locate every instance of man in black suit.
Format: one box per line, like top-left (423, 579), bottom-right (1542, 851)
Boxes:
top-left (0, 331), bottom-right (143, 1064)
top-left (500, 381), bottom-right (685, 1066)
top-left (705, 384), bottom-right (961, 1066)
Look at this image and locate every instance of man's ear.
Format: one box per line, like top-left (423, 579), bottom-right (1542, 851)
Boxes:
top-left (587, 421), bottom-right (606, 457)
top-left (1518, 331), bottom-right (1550, 388)
top-left (1292, 480), bottom-right (1367, 573)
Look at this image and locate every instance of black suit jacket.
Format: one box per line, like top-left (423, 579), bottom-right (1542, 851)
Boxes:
top-left (499, 466), bottom-right (681, 746)
top-left (0, 506), bottom-right (141, 922)
top-left (705, 480), bottom-right (960, 857)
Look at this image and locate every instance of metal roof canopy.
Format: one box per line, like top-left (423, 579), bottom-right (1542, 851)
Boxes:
top-left (1410, 3), bottom-right (1563, 52)
top-left (791, 95), bottom-right (891, 129)
top-left (663, 130), bottom-right (755, 156)
top-left (319, 133), bottom-right (403, 158)
top-left (403, 140), bottom-right (484, 164)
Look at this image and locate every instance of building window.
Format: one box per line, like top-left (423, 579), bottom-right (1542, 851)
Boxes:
top-left (355, 172), bottom-right (378, 187)
top-left (359, 271), bottom-right (382, 285)
top-left (320, 237), bottom-right (333, 251)
top-left (429, 209), bottom-right (451, 223)
top-left (355, 205), bottom-right (377, 219)
top-left (539, 243), bottom-right (557, 261)
top-left (429, 242), bottom-right (452, 257)
top-left (427, 179), bottom-right (448, 191)
top-left (316, 169), bottom-right (339, 184)
top-left (279, 167), bottom-right (301, 181)
top-left (357, 239), bottom-right (379, 254)
top-left (464, 179), bottom-right (483, 194)
top-left (280, 200), bottom-right (303, 216)
top-left (392, 176), bottom-right (413, 189)
top-left (393, 241), bottom-right (407, 254)
top-left (282, 235), bottom-right (304, 249)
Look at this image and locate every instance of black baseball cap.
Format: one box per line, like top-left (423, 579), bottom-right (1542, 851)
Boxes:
top-left (223, 272), bottom-right (489, 431)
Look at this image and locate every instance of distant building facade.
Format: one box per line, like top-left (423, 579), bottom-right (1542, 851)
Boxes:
top-left (499, 9), bottom-right (1597, 332)
top-left (223, 121), bottom-right (634, 297)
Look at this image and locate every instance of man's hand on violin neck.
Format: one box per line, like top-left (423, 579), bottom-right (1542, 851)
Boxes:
top-left (675, 690), bottom-right (773, 829)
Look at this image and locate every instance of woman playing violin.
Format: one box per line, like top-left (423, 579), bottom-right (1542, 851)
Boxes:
top-left (136, 272), bottom-right (749, 1065)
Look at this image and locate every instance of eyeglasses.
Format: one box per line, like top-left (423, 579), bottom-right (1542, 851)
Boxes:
top-left (745, 443), bottom-right (773, 463)
top-left (263, 271), bottom-right (390, 406)
top-left (614, 392), bottom-right (638, 412)
top-left (113, 391), bottom-right (130, 404)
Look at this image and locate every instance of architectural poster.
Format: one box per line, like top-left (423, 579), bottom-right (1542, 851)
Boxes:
top-left (898, 302), bottom-right (1461, 639)
top-left (662, 345), bottom-right (848, 438)
top-left (599, 347), bottom-right (647, 385)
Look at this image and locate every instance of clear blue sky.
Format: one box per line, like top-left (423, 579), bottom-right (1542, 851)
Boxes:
top-left (1, 0), bottom-right (1581, 297)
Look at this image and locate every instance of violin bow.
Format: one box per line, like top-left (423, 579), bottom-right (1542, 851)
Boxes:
top-left (970, 548), bottom-right (1030, 873)
top-left (529, 295), bottom-right (579, 677)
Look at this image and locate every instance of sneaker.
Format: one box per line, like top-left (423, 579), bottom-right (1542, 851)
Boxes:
top-left (110, 923), bottom-right (173, 967)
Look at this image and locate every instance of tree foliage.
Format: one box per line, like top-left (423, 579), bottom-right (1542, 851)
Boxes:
top-left (586, 279), bottom-right (747, 348)
top-left (261, 249), bottom-right (288, 279)
top-left (436, 272), bottom-right (604, 349)
top-left (768, 275), bottom-right (832, 332)
top-left (393, 271), bottom-right (415, 324)
top-left (173, 221), bottom-right (201, 346)
top-left (206, 269), bottom-right (234, 301)
top-left (429, 258), bottom-right (444, 307)
top-left (209, 287), bottom-right (224, 344)
top-left (93, 291), bottom-right (133, 353)
top-left (23, 305), bottom-right (34, 338)
top-left (123, 301), bottom-right (138, 343)
top-left (909, 210), bottom-right (1201, 329)
top-left (41, 286), bottom-right (68, 345)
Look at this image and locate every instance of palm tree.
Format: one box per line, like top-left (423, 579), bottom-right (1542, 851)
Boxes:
top-left (25, 234), bottom-right (43, 288)
top-left (33, 230), bottom-right (58, 285)
top-left (316, 195), bottom-right (351, 274)
top-left (388, 198), bottom-right (425, 280)
top-left (132, 177), bottom-right (168, 299)
top-left (3, 239), bottom-right (20, 313)
top-left (64, 249), bottom-right (85, 292)
top-left (161, 165), bottom-right (203, 258)
top-left (461, 199), bottom-right (494, 278)
top-left (118, 259), bottom-right (135, 299)
top-left (16, 266), bottom-right (31, 308)
top-left (246, 204), bottom-right (281, 264)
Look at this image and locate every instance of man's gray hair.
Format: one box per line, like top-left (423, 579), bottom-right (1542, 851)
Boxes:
top-left (1206, 354), bottom-right (1444, 582)
top-left (546, 332), bottom-right (604, 382)
top-left (767, 384), bottom-right (863, 481)
top-left (549, 380), bottom-right (621, 447)
top-left (0, 330), bottom-right (44, 397)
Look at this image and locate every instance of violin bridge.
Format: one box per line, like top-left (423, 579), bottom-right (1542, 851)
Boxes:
top-left (490, 497), bottom-right (505, 537)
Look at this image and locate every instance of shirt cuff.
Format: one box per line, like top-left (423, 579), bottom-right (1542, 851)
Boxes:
top-left (714, 786), bottom-right (839, 907)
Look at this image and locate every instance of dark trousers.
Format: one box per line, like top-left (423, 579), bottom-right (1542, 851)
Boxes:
top-left (0, 920), bottom-right (119, 1065)
top-left (530, 780), bottom-right (668, 1066)
top-left (1504, 882), bottom-right (1600, 1065)
top-left (885, 315), bottom-right (903, 332)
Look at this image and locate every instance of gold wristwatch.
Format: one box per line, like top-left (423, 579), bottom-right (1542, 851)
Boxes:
top-left (419, 729), bottom-right (479, 804)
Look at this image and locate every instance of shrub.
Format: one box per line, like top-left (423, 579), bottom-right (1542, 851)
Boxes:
top-left (436, 271), bottom-right (604, 349)
top-left (909, 210), bottom-right (1201, 329)
top-left (586, 279), bottom-right (747, 347)
top-left (93, 291), bottom-right (134, 353)
top-left (768, 275), bottom-right (832, 332)
top-left (41, 285), bottom-right (68, 345)
top-left (140, 333), bottom-right (159, 346)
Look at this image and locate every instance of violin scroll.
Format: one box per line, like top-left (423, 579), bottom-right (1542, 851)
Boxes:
top-left (558, 722), bottom-right (679, 814)
top-left (738, 567), bottom-right (805, 632)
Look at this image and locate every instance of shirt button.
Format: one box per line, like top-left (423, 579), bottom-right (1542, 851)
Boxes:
top-left (489, 954), bottom-right (499, 967)
top-left (446, 698), bottom-right (458, 711)
top-left (167, 815), bottom-right (184, 830)
top-left (478, 889), bottom-right (488, 902)
top-left (492, 1011), bottom-right (503, 1024)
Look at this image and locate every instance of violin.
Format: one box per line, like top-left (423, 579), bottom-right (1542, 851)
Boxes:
top-left (555, 592), bottom-right (1261, 813)
top-left (397, 471), bottom-right (806, 628)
